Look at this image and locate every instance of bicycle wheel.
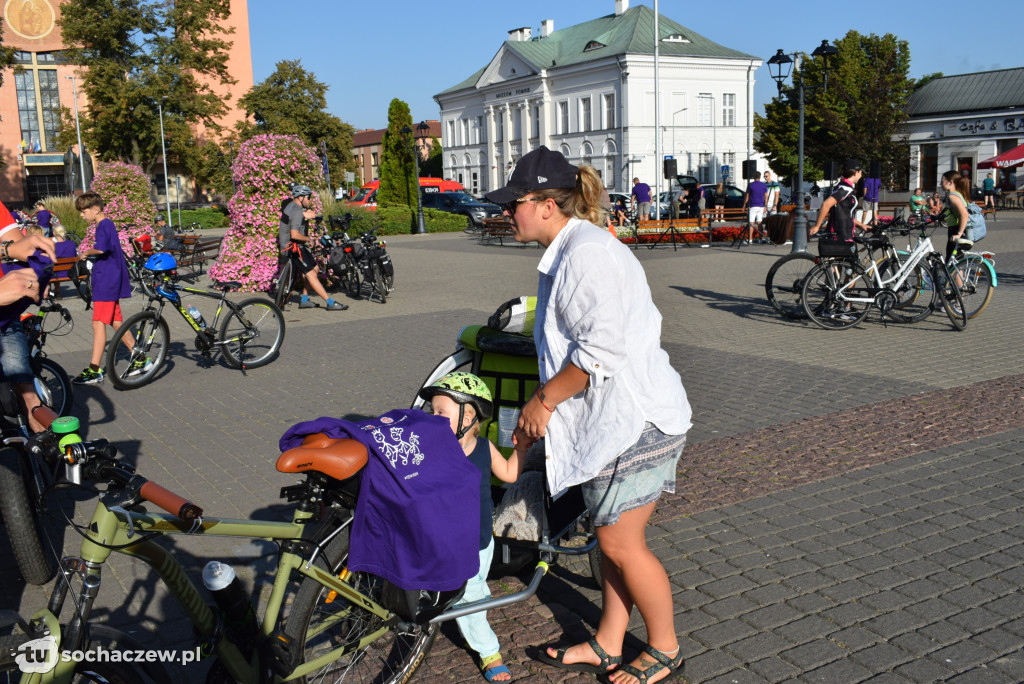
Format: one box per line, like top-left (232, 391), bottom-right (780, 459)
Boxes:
top-left (764, 252), bottom-right (814, 319)
top-left (933, 261), bottom-right (967, 331)
top-left (33, 357), bottom-right (74, 417)
top-left (881, 260), bottom-right (934, 324)
top-left (954, 255), bottom-right (994, 319)
top-left (370, 260), bottom-right (387, 304)
top-left (340, 260), bottom-right (361, 297)
top-left (219, 297), bottom-right (286, 369)
top-left (282, 525), bottom-right (435, 684)
top-left (0, 447), bottom-right (56, 585)
top-left (274, 260), bottom-right (294, 310)
top-left (801, 261), bottom-right (870, 330)
top-left (106, 311), bottom-right (169, 390)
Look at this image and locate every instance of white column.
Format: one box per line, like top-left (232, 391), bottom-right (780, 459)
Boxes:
top-left (486, 106), bottom-right (498, 191)
top-left (501, 104), bottom-right (512, 172)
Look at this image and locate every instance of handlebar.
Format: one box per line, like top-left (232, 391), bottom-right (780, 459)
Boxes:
top-left (64, 440), bottom-right (204, 522)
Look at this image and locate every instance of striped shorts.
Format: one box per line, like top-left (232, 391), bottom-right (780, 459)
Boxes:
top-left (582, 423), bottom-right (686, 527)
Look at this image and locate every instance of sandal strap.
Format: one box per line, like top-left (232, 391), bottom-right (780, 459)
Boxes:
top-left (641, 644), bottom-right (680, 669)
top-left (588, 637), bottom-right (622, 667)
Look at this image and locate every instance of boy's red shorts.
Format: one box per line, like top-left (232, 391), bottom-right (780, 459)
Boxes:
top-left (92, 301), bottom-right (123, 325)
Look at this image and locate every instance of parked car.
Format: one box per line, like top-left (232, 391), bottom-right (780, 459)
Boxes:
top-left (420, 191), bottom-right (503, 229)
top-left (700, 183), bottom-right (745, 208)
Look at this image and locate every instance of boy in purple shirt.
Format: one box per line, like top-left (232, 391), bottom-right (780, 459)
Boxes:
top-left (72, 193), bottom-right (140, 385)
top-left (743, 177), bottom-right (768, 243)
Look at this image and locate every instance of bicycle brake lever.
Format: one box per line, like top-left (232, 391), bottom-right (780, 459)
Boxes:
top-left (107, 505), bottom-right (137, 539)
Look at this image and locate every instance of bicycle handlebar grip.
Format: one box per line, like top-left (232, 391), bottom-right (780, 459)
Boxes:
top-left (139, 480), bottom-right (204, 522)
top-left (31, 405), bottom-right (59, 431)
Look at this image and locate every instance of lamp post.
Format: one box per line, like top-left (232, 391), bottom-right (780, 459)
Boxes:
top-left (156, 98), bottom-right (172, 224)
top-left (400, 122), bottom-right (428, 234)
top-left (64, 75), bottom-right (88, 192)
top-left (768, 40), bottom-right (837, 253)
top-left (697, 94), bottom-right (717, 184)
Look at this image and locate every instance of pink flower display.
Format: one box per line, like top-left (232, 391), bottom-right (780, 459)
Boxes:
top-left (209, 134), bottom-right (324, 291)
top-left (80, 162), bottom-right (157, 253)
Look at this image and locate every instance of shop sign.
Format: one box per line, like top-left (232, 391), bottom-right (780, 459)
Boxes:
top-left (943, 117), bottom-right (1024, 137)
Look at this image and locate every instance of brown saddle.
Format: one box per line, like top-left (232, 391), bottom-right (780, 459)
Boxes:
top-left (276, 434), bottom-right (368, 482)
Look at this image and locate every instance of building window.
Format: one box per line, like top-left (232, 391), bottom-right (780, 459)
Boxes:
top-left (38, 70), bottom-right (60, 150)
top-left (604, 93), bottom-right (615, 129)
top-left (475, 116), bottom-right (483, 144)
top-left (698, 153), bottom-right (711, 183)
top-left (723, 152), bottom-right (736, 181)
top-left (462, 119), bottom-right (469, 146)
top-left (447, 120), bottom-right (455, 144)
top-left (532, 106), bottom-right (540, 138)
top-left (584, 40), bottom-right (606, 52)
top-left (371, 152), bottom-right (378, 167)
top-left (580, 97), bottom-right (592, 133)
top-left (698, 93), bottom-right (712, 127)
top-left (471, 171), bottom-right (479, 195)
top-left (15, 71), bottom-right (40, 150)
top-left (723, 94), bottom-right (735, 127)
top-left (496, 114), bottom-right (504, 142)
top-left (558, 101), bottom-right (568, 134)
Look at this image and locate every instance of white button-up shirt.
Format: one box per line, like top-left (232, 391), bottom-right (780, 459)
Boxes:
top-left (535, 218), bottom-right (691, 494)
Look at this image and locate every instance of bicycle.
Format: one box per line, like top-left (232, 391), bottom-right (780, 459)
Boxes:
top-left (105, 256), bottom-right (285, 390)
top-left (272, 217), bottom-right (357, 310)
top-left (0, 426), bottom-right (554, 683)
top-left (765, 252), bottom-right (815, 319)
top-left (800, 223), bottom-right (967, 331)
top-left (21, 297), bottom-right (75, 417)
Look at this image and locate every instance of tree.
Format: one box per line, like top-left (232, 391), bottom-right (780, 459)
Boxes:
top-left (0, 18), bottom-right (16, 90)
top-left (377, 99), bottom-right (415, 209)
top-left (236, 60), bottom-right (354, 191)
top-left (754, 31), bottom-right (914, 187)
top-left (56, 0), bottom-right (235, 177)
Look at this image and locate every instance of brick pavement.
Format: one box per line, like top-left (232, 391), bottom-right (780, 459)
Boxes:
top-left (2, 217), bottom-right (1023, 682)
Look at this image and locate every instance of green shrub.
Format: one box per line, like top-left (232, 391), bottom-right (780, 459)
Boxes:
top-left (167, 207), bottom-right (229, 229)
top-left (43, 195), bottom-right (88, 241)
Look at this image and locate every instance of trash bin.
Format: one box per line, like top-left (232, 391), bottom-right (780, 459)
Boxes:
top-left (766, 212), bottom-right (794, 244)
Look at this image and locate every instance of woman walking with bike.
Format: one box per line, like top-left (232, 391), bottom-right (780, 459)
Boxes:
top-left (936, 170), bottom-right (971, 263)
top-left (486, 146), bottom-right (691, 684)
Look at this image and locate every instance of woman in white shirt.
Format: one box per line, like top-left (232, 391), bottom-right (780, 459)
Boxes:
top-left (485, 146), bottom-right (691, 684)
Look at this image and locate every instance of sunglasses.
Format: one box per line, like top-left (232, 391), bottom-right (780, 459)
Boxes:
top-left (502, 197), bottom-right (546, 216)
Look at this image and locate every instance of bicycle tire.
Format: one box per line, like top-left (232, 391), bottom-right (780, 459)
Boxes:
top-left (282, 524), bottom-right (436, 684)
top-left (0, 446), bottom-right (56, 585)
top-left (0, 625), bottom-right (173, 683)
top-left (382, 259), bottom-right (395, 294)
top-left (33, 356), bottom-right (74, 417)
top-left (219, 297), bottom-right (286, 369)
top-left (801, 261), bottom-right (870, 330)
top-left (933, 260), bottom-right (967, 331)
top-left (273, 260), bottom-right (294, 310)
top-left (955, 255), bottom-right (994, 319)
top-left (370, 260), bottom-right (387, 304)
top-left (880, 259), bottom-right (933, 324)
top-left (106, 311), bottom-right (170, 390)
top-left (764, 252), bottom-right (814, 319)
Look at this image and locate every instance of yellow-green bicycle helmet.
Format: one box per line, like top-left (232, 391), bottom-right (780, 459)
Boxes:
top-left (419, 371), bottom-right (493, 438)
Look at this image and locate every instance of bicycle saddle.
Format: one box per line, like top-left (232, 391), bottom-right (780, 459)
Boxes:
top-left (276, 434), bottom-right (368, 482)
top-left (213, 280), bottom-right (242, 292)
top-left (854, 234), bottom-right (889, 248)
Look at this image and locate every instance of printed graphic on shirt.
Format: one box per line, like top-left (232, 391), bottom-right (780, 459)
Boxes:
top-left (370, 425), bottom-right (424, 469)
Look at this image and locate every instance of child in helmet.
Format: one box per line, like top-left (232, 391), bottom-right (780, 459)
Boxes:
top-left (419, 371), bottom-right (526, 683)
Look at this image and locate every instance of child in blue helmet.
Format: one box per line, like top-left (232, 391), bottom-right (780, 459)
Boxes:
top-left (419, 371), bottom-right (526, 682)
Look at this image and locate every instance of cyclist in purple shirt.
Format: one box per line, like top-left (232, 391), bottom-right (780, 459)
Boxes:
top-left (742, 177), bottom-right (768, 243)
top-left (72, 193), bottom-right (136, 386)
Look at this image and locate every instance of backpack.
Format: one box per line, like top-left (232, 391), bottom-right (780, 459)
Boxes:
top-left (965, 202), bottom-right (987, 242)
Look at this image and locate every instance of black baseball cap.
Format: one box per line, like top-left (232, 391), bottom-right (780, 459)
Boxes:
top-left (484, 146), bottom-right (579, 205)
top-left (844, 159), bottom-right (863, 172)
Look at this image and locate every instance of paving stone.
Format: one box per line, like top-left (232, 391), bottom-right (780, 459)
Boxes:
top-left (778, 639), bottom-right (845, 670)
top-left (748, 656), bottom-right (802, 683)
top-left (798, 658), bottom-right (874, 683)
top-left (741, 604), bottom-right (804, 631)
top-left (826, 626), bottom-right (879, 652)
top-left (849, 642), bottom-right (915, 671)
top-left (690, 619), bottom-right (758, 649)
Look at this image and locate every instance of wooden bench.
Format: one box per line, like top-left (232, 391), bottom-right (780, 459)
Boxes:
top-left (49, 255), bottom-right (90, 305)
top-left (634, 217), bottom-right (708, 250)
top-left (480, 217), bottom-right (516, 246)
top-left (172, 233), bottom-right (223, 274)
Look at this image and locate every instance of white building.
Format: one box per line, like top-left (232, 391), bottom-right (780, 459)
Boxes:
top-left (904, 68), bottom-right (1024, 193)
top-left (434, 0), bottom-right (762, 196)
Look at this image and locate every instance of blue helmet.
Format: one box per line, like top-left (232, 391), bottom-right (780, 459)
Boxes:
top-left (145, 252), bottom-right (178, 272)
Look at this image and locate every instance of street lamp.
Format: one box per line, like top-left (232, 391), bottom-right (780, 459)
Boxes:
top-left (64, 75), bottom-right (88, 192)
top-left (768, 40), bottom-right (837, 252)
top-left (400, 122), bottom-right (428, 234)
top-left (697, 94), bottom-right (717, 184)
top-left (156, 98), bottom-right (172, 224)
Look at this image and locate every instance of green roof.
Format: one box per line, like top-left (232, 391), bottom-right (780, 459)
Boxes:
top-left (907, 67), bottom-right (1024, 117)
top-left (438, 5), bottom-right (757, 96)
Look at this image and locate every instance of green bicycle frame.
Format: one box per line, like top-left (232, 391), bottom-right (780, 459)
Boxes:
top-left (26, 500), bottom-right (389, 684)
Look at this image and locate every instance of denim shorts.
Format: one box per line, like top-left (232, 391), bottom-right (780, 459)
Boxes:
top-left (0, 322), bottom-right (33, 385)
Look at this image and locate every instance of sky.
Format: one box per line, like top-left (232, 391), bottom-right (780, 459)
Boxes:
top-left (247, 0), bottom-right (1018, 132)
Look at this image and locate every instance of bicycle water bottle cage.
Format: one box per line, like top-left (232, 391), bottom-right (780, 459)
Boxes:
top-left (144, 252), bottom-right (178, 272)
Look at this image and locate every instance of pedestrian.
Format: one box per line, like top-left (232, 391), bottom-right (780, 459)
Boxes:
top-left (485, 146), bottom-right (691, 684)
top-left (713, 181), bottom-right (726, 222)
top-left (33, 200), bottom-right (53, 237)
top-left (630, 177), bottom-right (651, 221)
top-left (982, 173), bottom-right (995, 211)
top-left (742, 174), bottom-right (768, 244)
top-left (809, 159), bottom-right (868, 245)
top-left (938, 170), bottom-right (971, 262)
top-left (862, 173), bottom-right (881, 225)
top-left (419, 372), bottom-right (526, 683)
top-left (278, 184), bottom-right (348, 311)
top-left (764, 171), bottom-right (781, 214)
top-left (909, 187), bottom-right (927, 215)
top-left (71, 192), bottom-right (140, 385)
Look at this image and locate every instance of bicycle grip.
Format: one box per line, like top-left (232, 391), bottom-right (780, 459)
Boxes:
top-left (139, 480), bottom-right (204, 522)
top-left (31, 404), bottom-right (58, 431)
